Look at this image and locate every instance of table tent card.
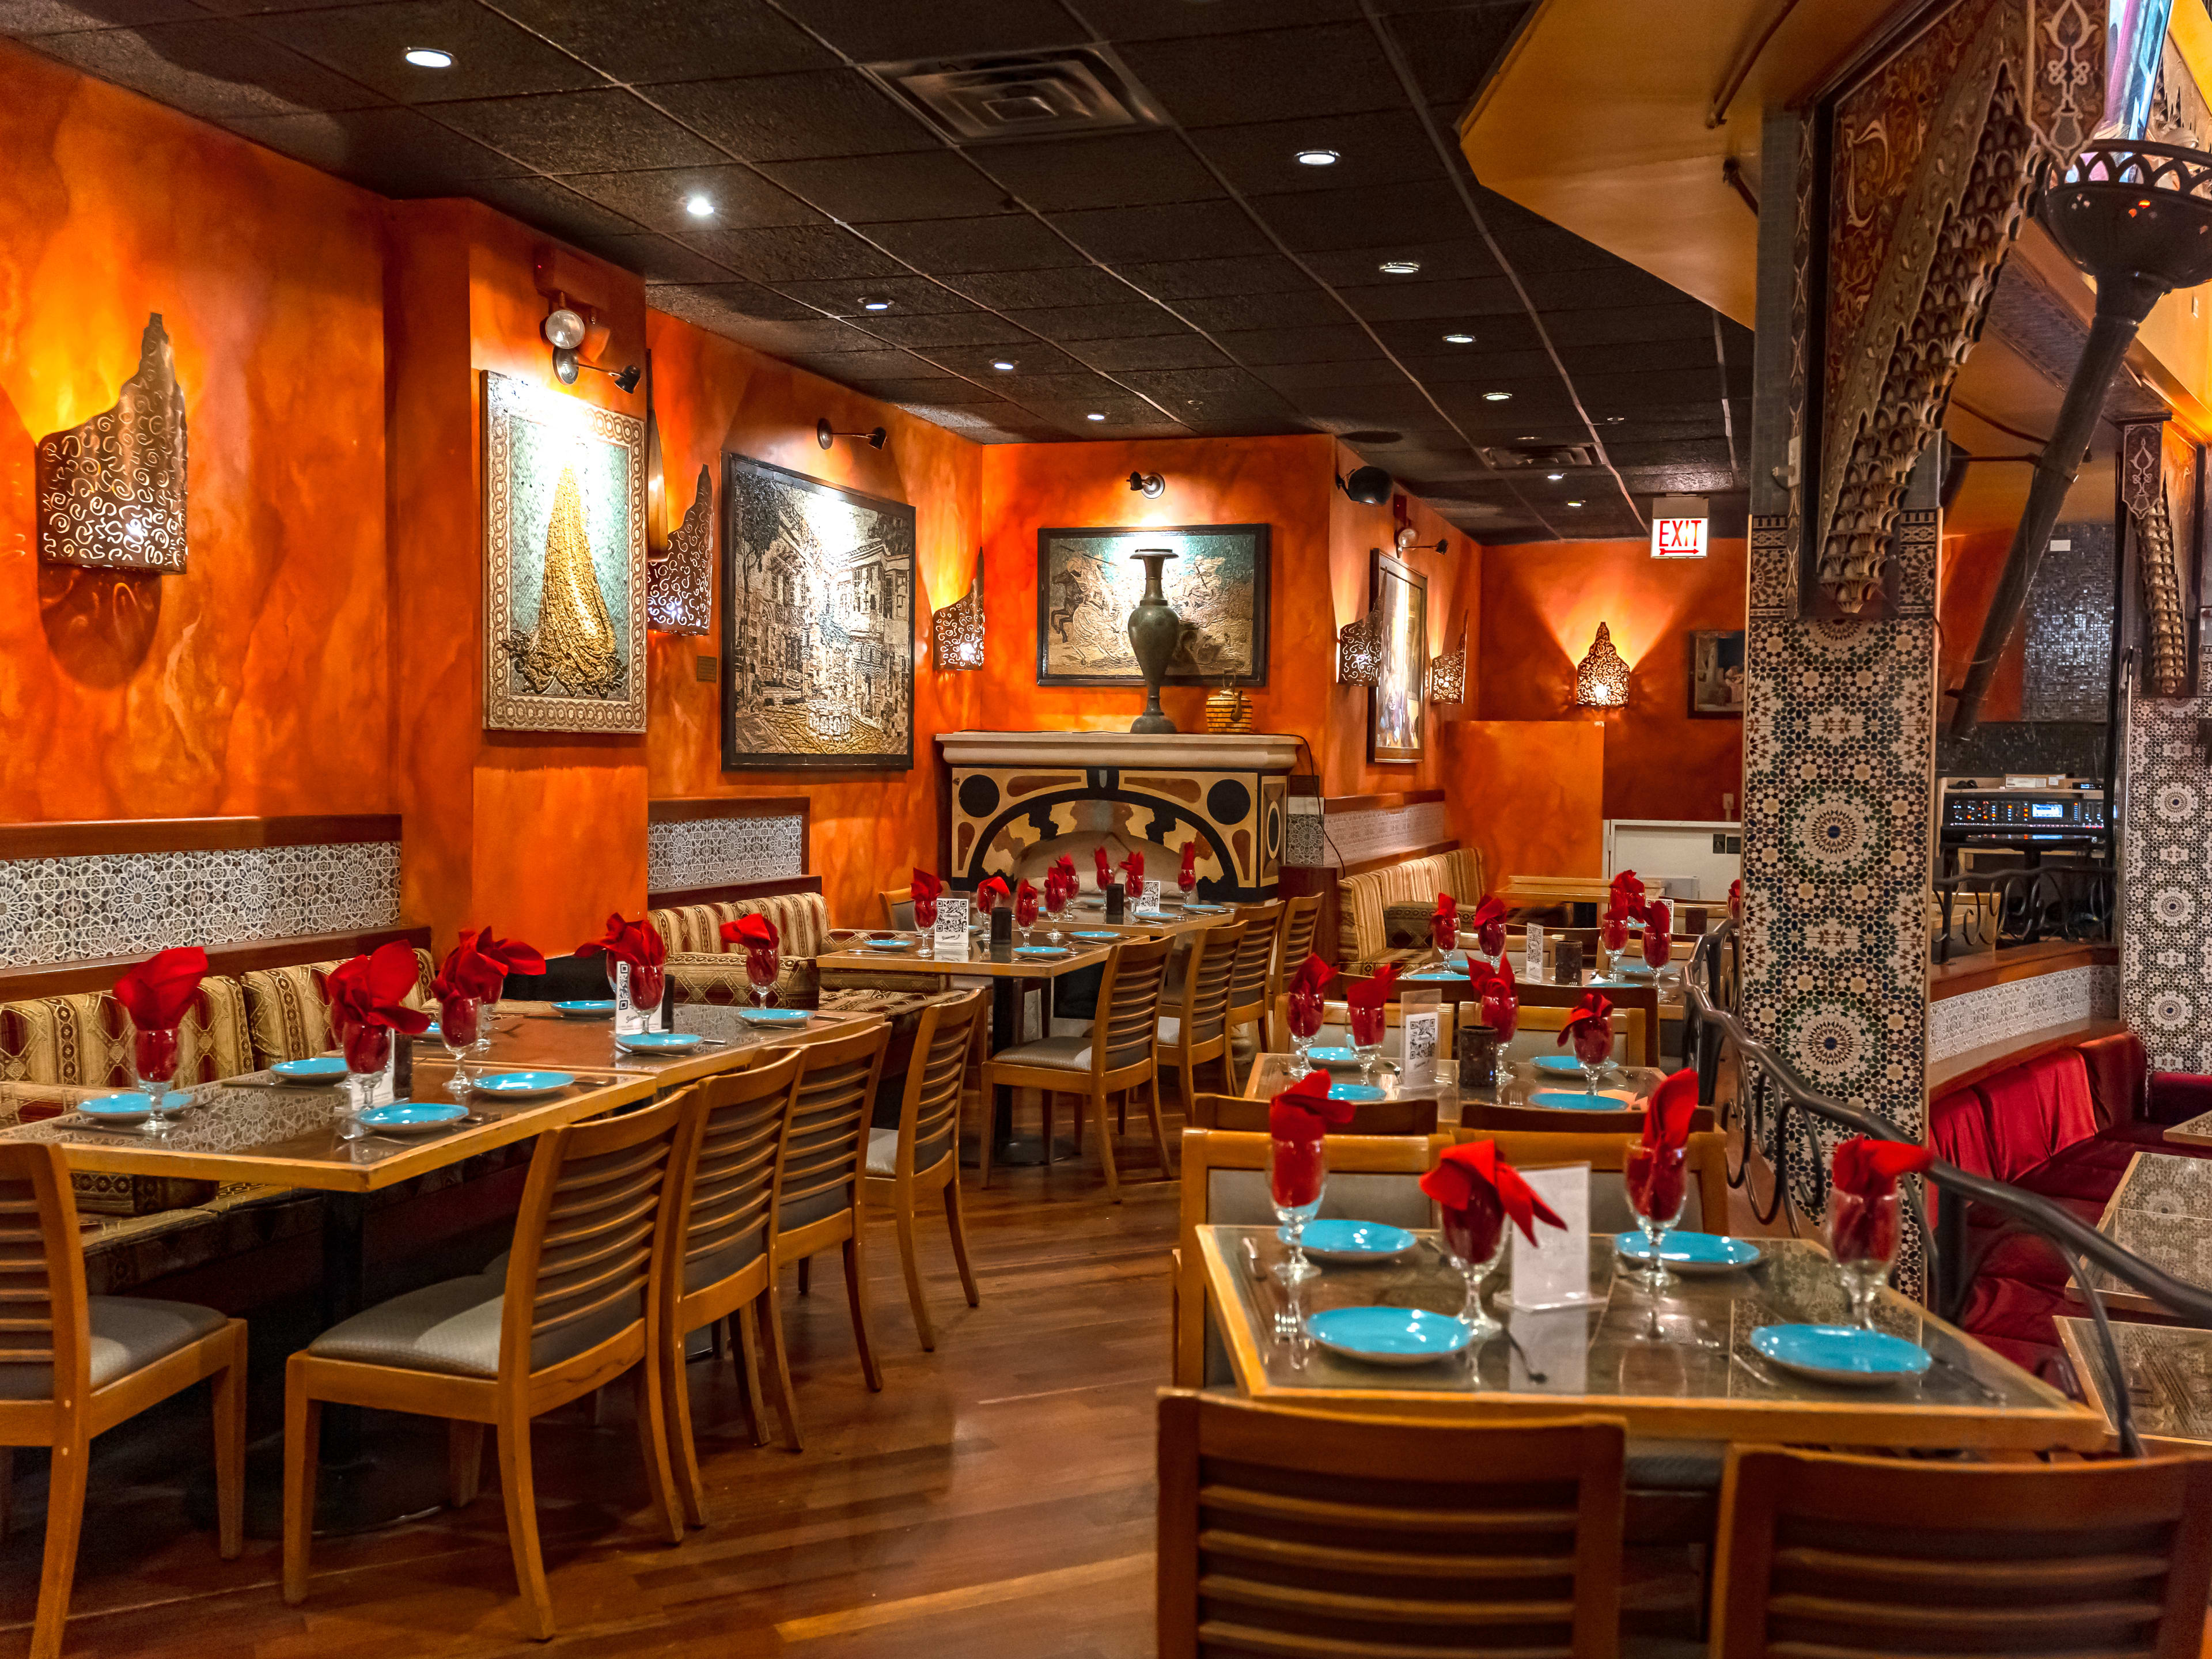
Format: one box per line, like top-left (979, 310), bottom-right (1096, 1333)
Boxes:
top-left (1504, 1163), bottom-right (1598, 1310)
top-left (934, 896), bottom-right (971, 960)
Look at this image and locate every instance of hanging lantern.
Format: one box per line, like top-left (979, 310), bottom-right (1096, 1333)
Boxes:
top-left (1427, 611), bottom-right (1468, 704)
top-left (1336, 609), bottom-right (1383, 685)
top-left (1574, 621), bottom-right (1630, 707)
top-left (932, 551), bottom-right (986, 671)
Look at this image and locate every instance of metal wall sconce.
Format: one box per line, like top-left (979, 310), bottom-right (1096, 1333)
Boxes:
top-left (1128, 470), bottom-right (1165, 498)
top-left (1336, 610), bottom-right (1384, 685)
top-left (1395, 524), bottom-right (1447, 555)
top-left (1574, 622), bottom-right (1631, 708)
top-left (818, 419), bottom-right (888, 450)
top-left (542, 301), bottom-right (638, 391)
top-left (1336, 465), bottom-right (1392, 505)
top-left (933, 551), bottom-right (986, 671)
top-left (1427, 612), bottom-right (1468, 704)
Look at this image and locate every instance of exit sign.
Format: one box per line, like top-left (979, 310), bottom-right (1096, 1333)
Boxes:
top-left (1649, 495), bottom-right (1710, 558)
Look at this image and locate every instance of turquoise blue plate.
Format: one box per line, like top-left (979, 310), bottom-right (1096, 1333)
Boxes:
top-left (1308, 1045), bottom-right (1364, 1069)
top-left (1612, 961), bottom-right (1657, 978)
top-left (552, 1000), bottom-right (615, 1018)
top-left (471, 1071), bottom-right (575, 1098)
top-left (1183, 902), bottom-right (1228, 914)
top-left (272, 1056), bottom-right (348, 1083)
top-left (738, 1008), bottom-right (809, 1026)
top-left (1014, 945), bottom-right (1070, 958)
top-left (1404, 971), bottom-right (1465, 982)
top-left (1751, 1324), bottom-right (1930, 1385)
top-left (78, 1092), bottom-right (158, 1122)
top-left (1070, 930), bottom-right (1120, 941)
top-left (1532, 1054), bottom-right (1586, 1075)
top-left (616, 1031), bottom-right (702, 1053)
top-left (1306, 1306), bottom-right (1475, 1366)
top-left (421, 1022), bottom-right (441, 1040)
top-left (866, 937), bottom-right (912, 951)
top-left (1529, 1090), bottom-right (1624, 1111)
top-left (1280, 1219), bottom-right (1418, 1264)
top-left (1613, 1231), bottom-right (1763, 1273)
top-left (1328, 1082), bottom-right (1387, 1103)
top-left (357, 1101), bottom-right (468, 1134)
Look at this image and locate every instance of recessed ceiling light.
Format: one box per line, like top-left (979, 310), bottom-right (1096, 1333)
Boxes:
top-left (1482, 391), bottom-right (1512, 402)
top-left (403, 47), bottom-right (453, 67)
top-left (1296, 147), bottom-right (1340, 166)
top-left (684, 194), bottom-right (714, 218)
top-left (1442, 332), bottom-right (1475, 344)
top-left (859, 296), bottom-right (892, 312)
top-left (1604, 415), bottom-right (1624, 423)
top-left (1546, 472), bottom-right (1564, 481)
top-left (1378, 260), bottom-right (1422, 275)
top-left (1567, 499), bottom-right (1585, 507)
top-left (991, 359), bottom-right (1016, 371)
top-left (1086, 412), bottom-right (1107, 421)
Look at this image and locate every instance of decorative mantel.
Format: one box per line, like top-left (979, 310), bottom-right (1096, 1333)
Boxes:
top-left (937, 730), bottom-right (1299, 900)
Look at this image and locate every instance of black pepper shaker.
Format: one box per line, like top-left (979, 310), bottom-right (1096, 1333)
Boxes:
top-left (990, 905), bottom-right (1014, 959)
top-left (1104, 880), bottom-right (1126, 924)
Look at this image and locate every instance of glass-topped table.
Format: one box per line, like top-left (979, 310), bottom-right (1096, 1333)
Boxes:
top-left (1196, 1226), bottom-right (2101, 1450)
top-left (2083, 1152), bottom-right (2212, 1319)
top-left (2056, 1315), bottom-right (2212, 1452)
top-left (1241, 1051), bottom-right (1665, 1128)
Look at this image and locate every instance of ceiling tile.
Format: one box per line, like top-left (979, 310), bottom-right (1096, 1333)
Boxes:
top-left (864, 214), bottom-right (1085, 275)
top-left (998, 301), bottom-right (1185, 342)
top-left (1302, 241), bottom-right (1502, 289)
top-left (783, 346), bottom-right (943, 380)
top-left (1115, 24), bottom-right (1404, 127)
top-left (246, 1), bottom-right (604, 104)
top-left (858, 310), bottom-right (1035, 348)
top-left (431, 88), bottom-right (724, 171)
top-left (648, 69), bottom-right (935, 162)
top-left (495, 0), bottom-right (835, 85)
top-left (1071, 334), bottom-right (1232, 372)
top-left (1207, 324), bottom-right (1382, 365)
top-left (1249, 180), bottom-right (1467, 255)
top-left (967, 131), bottom-right (1222, 212)
top-left (1076, 0), bottom-right (1362, 39)
top-left (645, 279), bottom-right (821, 324)
top-left (1251, 358), bottom-right (1405, 389)
top-left (1334, 275), bottom-right (1520, 321)
top-left (774, 0), bottom-right (1089, 60)
top-left (1117, 255), bottom-right (1315, 299)
top-left (843, 375), bottom-right (999, 404)
top-left (997, 371), bottom-right (1128, 403)
top-left (2, 0), bottom-right (201, 32)
top-left (927, 341), bottom-right (1089, 377)
top-left (27, 18), bottom-right (385, 118)
top-left (1377, 3), bottom-right (1530, 111)
top-left (771, 274), bottom-right (979, 315)
top-left (756, 149), bottom-right (1012, 224)
top-left (1185, 108), bottom-right (1440, 198)
top-left (463, 173), bottom-right (646, 241)
top-left (1391, 346), bottom-right (1559, 384)
top-left (1048, 200), bottom-right (1271, 263)
top-left (1537, 306), bottom-right (1715, 346)
top-left (939, 264), bottom-right (1132, 309)
top-left (687, 222), bottom-right (907, 282)
top-left (563, 164), bottom-right (824, 233)
top-left (1173, 289), bottom-right (1349, 332)
top-left (1556, 336), bottom-right (1722, 377)
top-left (573, 230), bottom-right (735, 283)
top-left (221, 104), bottom-right (529, 190)
top-left (1521, 263), bottom-right (1681, 309)
top-left (1113, 365), bottom-right (1287, 401)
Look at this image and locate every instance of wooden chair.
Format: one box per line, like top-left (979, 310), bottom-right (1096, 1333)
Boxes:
top-left (771, 1021), bottom-right (890, 1405)
top-left (982, 934), bottom-right (1175, 1202)
top-left (1220, 901), bottom-right (1281, 1089)
top-left (1460, 1096), bottom-right (1716, 1135)
top-left (1189, 1090), bottom-right (1438, 1135)
top-left (863, 988), bottom-right (987, 1351)
top-left (658, 1049), bottom-right (805, 1527)
top-left (1502, 1002), bottom-right (1647, 1073)
top-left (0, 1142), bottom-right (245, 1659)
top-left (878, 887), bottom-right (914, 931)
top-left (1465, 1128), bottom-right (1730, 1238)
top-left (1158, 920), bottom-right (1247, 1115)
top-left (1172, 1127), bottom-right (1448, 1388)
top-left (1517, 978), bottom-right (1661, 1066)
top-left (283, 1092), bottom-right (688, 1639)
top-left (1709, 1445), bottom-right (2212, 1659)
top-left (1274, 893), bottom-right (1321, 994)
top-left (1157, 1390), bottom-right (1627, 1659)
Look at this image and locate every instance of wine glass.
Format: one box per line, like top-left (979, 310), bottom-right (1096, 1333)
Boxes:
top-left (1438, 1196), bottom-right (1508, 1346)
top-left (1624, 1142), bottom-right (1688, 1297)
top-left (1287, 987), bottom-right (1325, 1074)
top-left (1349, 1002), bottom-right (1385, 1086)
top-left (1642, 921), bottom-right (1672, 978)
top-left (913, 890), bottom-right (938, 958)
top-left (439, 994), bottom-right (482, 1099)
top-left (1600, 916), bottom-right (1629, 972)
top-left (1477, 919), bottom-right (1506, 973)
top-left (1268, 1133), bottom-right (1326, 1286)
top-left (340, 1021), bottom-right (389, 1142)
top-left (1430, 911), bottom-right (1458, 967)
top-left (1044, 878), bottom-right (1067, 945)
top-left (1484, 993), bottom-right (1520, 1086)
top-left (1573, 1018), bottom-right (1612, 1095)
top-left (1178, 865), bottom-right (1199, 911)
top-left (744, 947), bottom-right (779, 1010)
top-left (1014, 882), bottom-right (1039, 945)
top-left (1830, 1188), bottom-right (1898, 1329)
top-left (131, 1024), bottom-right (182, 1138)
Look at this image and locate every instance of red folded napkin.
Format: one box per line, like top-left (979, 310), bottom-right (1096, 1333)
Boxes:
top-left (1468, 895), bottom-right (1507, 932)
top-left (1606, 869), bottom-right (1647, 923)
top-left (977, 874), bottom-right (1010, 911)
top-left (1644, 1068), bottom-right (1699, 1151)
top-left (721, 913), bottom-right (779, 953)
top-left (114, 946), bottom-right (208, 1031)
top-left (1017, 877), bottom-right (1039, 906)
top-left (328, 941), bottom-right (433, 1037)
top-left (1832, 1137), bottom-right (1933, 1198)
top-left (1479, 958), bottom-right (1518, 1039)
top-left (1093, 847), bottom-right (1112, 888)
top-left (1289, 953), bottom-right (1334, 999)
top-left (465, 926), bottom-right (546, 978)
top-left (1628, 1068), bottom-right (1701, 1221)
top-left (1269, 1068), bottom-right (1356, 1143)
top-left (1644, 899), bottom-right (1672, 937)
top-left (433, 934), bottom-right (507, 1003)
top-left (1179, 839), bottom-right (1198, 881)
top-left (1420, 1139), bottom-right (1565, 1244)
top-left (1559, 990), bottom-right (1614, 1045)
top-left (1344, 962), bottom-right (1396, 1011)
top-left (1468, 893), bottom-right (1508, 957)
top-left (1042, 868), bottom-right (1063, 906)
top-left (1727, 878), bottom-right (1743, 923)
top-left (580, 913), bottom-right (666, 971)
top-left (1430, 892), bottom-right (1457, 930)
top-left (911, 869), bottom-right (942, 903)
top-left (1120, 850), bottom-right (1145, 888)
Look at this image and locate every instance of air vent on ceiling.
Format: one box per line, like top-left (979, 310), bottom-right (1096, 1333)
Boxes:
top-left (1478, 443), bottom-right (1596, 470)
top-left (872, 47), bottom-right (1166, 143)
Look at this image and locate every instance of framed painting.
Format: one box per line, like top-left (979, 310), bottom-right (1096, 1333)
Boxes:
top-left (1367, 548), bottom-right (1428, 765)
top-left (721, 453), bottom-right (915, 772)
top-left (1035, 523), bottom-right (1269, 687)
top-left (482, 372), bottom-right (647, 733)
top-left (1689, 629), bottom-right (1747, 717)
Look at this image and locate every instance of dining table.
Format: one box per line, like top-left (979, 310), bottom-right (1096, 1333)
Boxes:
top-left (2055, 1315), bottom-right (2212, 1452)
top-left (1240, 1050), bottom-right (1666, 1128)
top-left (1196, 1226), bottom-right (2104, 1450)
top-left (2076, 1150), bottom-right (2212, 1320)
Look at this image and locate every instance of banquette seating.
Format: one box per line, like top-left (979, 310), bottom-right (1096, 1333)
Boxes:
top-left (1335, 846), bottom-right (1483, 969)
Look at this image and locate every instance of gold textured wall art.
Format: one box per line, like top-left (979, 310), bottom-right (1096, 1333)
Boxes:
top-left (646, 464), bottom-right (714, 637)
top-left (35, 313), bottom-right (188, 573)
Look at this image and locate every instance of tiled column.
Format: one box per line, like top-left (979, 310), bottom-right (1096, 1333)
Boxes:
top-left (1742, 113), bottom-right (1941, 1277)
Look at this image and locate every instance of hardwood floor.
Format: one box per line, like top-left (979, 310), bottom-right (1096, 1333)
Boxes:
top-left (0, 1153), bottom-right (1177, 1657)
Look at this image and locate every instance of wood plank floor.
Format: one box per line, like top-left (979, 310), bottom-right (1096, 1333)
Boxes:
top-left (0, 1152), bottom-right (1177, 1658)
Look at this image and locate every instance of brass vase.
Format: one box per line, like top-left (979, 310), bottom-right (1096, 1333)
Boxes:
top-left (1126, 549), bottom-right (1180, 734)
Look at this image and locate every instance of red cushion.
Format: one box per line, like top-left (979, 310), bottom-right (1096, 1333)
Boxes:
top-left (2080, 1031), bottom-right (2146, 1127)
top-left (1978, 1050), bottom-right (2097, 1180)
top-left (2013, 1133), bottom-right (2136, 1206)
top-left (1931, 1083), bottom-right (1997, 1179)
top-left (2149, 1071), bottom-right (2212, 1127)
top-left (1958, 1274), bottom-right (2074, 1384)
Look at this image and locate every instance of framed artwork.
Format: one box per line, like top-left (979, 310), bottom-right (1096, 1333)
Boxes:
top-left (1689, 629), bottom-right (1747, 717)
top-left (483, 372), bottom-right (647, 733)
top-left (1035, 523), bottom-right (1269, 687)
top-left (1368, 548), bottom-right (1428, 765)
top-left (721, 453), bottom-right (915, 772)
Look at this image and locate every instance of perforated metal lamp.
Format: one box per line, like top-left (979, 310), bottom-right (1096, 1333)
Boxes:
top-left (1427, 612), bottom-right (1468, 704)
top-left (1336, 610), bottom-right (1383, 685)
top-left (1574, 622), bottom-right (1630, 708)
top-left (932, 552), bottom-right (986, 671)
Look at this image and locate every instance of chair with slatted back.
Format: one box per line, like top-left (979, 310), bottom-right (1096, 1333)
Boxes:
top-left (283, 1091), bottom-right (688, 1639)
top-left (1469, 1128), bottom-right (1730, 1240)
top-left (1157, 1390), bottom-right (1627, 1659)
top-left (1219, 902), bottom-right (1281, 1090)
top-left (1188, 1091), bottom-right (1439, 1135)
top-left (1709, 1445), bottom-right (2212, 1659)
top-left (863, 988), bottom-right (987, 1351)
top-left (0, 1142), bottom-right (245, 1659)
top-left (1158, 921), bottom-right (1247, 1122)
top-left (770, 1021), bottom-right (891, 1406)
top-left (878, 887), bottom-right (914, 931)
top-left (1268, 896), bottom-right (1322, 1041)
top-left (1502, 1003), bottom-right (1647, 1074)
top-left (658, 1048), bottom-right (805, 1527)
top-left (982, 934), bottom-right (1176, 1202)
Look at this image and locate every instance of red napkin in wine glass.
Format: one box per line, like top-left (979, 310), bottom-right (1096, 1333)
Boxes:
top-left (976, 875), bottom-right (1010, 912)
top-left (328, 941), bottom-right (433, 1037)
top-left (1093, 847), bottom-right (1112, 889)
top-left (1467, 893), bottom-right (1508, 957)
top-left (1421, 1139), bottom-right (1565, 1244)
top-left (1268, 1067), bottom-right (1355, 1142)
top-left (1628, 1069), bottom-right (1701, 1219)
top-left (1430, 891), bottom-right (1458, 934)
top-left (434, 934), bottom-right (509, 1003)
top-left (1016, 877), bottom-right (1040, 921)
top-left (1289, 953), bottom-right (1335, 999)
top-left (471, 927), bottom-right (546, 978)
top-left (581, 913), bottom-right (667, 971)
top-left (1645, 899), bottom-right (1672, 936)
top-left (911, 869), bottom-right (942, 903)
top-left (721, 914), bottom-right (779, 953)
top-left (1727, 878), bottom-right (1743, 923)
top-left (1607, 869), bottom-right (1647, 923)
top-left (1830, 1137), bottom-right (1933, 1264)
top-left (1344, 963), bottom-right (1396, 1011)
top-left (1179, 839), bottom-right (1198, 884)
top-left (1479, 957), bottom-right (1518, 1039)
top-left (114, 946), bottom-right (209, 1031)
top-left (1120, 849), bottom-right (1145, 888)
top-left (1559, 991), bottom-right (1615, 1062)
top-left (1055, 853), bottom-right (1077, 888)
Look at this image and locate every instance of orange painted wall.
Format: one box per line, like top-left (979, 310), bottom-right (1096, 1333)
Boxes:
top-left (1937, 527), bottom-right (2023, 723)
top-left (1447, 719), bottom-right (1607, 885)
top-left (1478, 536), bottom-right (1746, 824)
top-left (0, 37), bottom-right (390, 822)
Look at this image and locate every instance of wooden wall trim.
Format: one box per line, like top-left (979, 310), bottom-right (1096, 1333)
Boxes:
top-left (1340, 839), bottom-right (1462, 880)
top-left (1321, 790), bottom-right (1446, 815)
top-left (0, 925), bottom-right (432, 1002)
top-left (647, 796), bottom-right (812, 824)
top-left (0, 815), bottom-right (402, 861)
top-left (1929, 941), bottom-right (2118, 1003)
top-left (1926, 1017), bottom-right (2130, 1099)
top-left (646, 874), bottom-right (825, 910)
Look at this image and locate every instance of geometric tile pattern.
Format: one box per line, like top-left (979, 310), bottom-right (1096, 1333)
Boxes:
top-left (1286, 798), bottom-right (1325, 869)
top-left (2021, 521), bottom-right (2115, 721)
top-left (646, 813), bottom-right (805, 896)
top-left (2122, 638), bottom-right (2212, 1072)
top-left (1928, 963), bottom-right (2119, 1064)
top-left (0, 842), bottom-right (401, 968)
top-left (1315, 801), bottom-right (1453, 870)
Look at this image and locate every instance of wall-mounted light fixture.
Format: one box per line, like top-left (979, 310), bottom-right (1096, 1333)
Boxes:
top-left (1127, 470), bottom-right (1165, 498)
top-left (817, 419), bottom-right (888, 450)
top-left (1337, 609), bottom-right (1384, 685)
top-left (933, 550), bottom-right (986, 671)
top-left (542, 299), bottom-right (638, 392)
top-left (1336, 465), bottom-right (1392, 505)
top-left (1393, 524), bottom-right (1447, 555)
top-left (1574, 622), bottom-right (1631, 708)
top-left (1428, 612), bottom-right (1468, 704)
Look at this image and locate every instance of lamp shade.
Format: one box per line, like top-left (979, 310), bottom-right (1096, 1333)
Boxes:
top-left (932, 554), bottom-right (986, 670)
top-left (1574, 622), bottom-right (1630, 707)
top-left (1427, 612), bottom-right (1468, 703)
top-left (1337, 611), bottom-right (1383, 685)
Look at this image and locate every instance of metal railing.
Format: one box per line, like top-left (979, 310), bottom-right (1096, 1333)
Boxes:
top-left (1684, 923), bottom-right (2212, 1456)
top-left (1930, 863), bottom-right (2113, 964)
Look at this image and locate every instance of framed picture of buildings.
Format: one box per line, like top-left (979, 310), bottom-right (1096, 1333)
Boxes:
top-left (1688, 628), bottom-right (1746, 717)
top-left (1367, 548), bottom-right (1428, 764)
top-left (1035, 523), bottom-right (1269, 687)
top-left (482, 372), bottom-right (647, 733)
top-left (720, 454), bottom-right (915, 772)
